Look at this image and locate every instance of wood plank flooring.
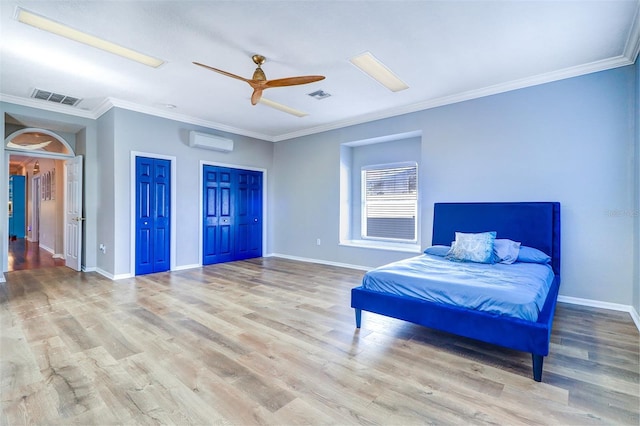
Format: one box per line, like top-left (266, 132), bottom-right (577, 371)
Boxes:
top-left (7, 238), bottom-right (65, 271)
top-left (1, 257), bottom-right (638, 425)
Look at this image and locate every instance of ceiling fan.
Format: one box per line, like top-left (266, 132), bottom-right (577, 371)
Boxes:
top-left (193, 54), bottom-right (325, 105)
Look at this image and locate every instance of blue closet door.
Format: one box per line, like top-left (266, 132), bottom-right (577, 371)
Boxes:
top-left (203, 167), bottom-right (234, 265)
top-left (136, 157), bottom-right (171, 275)
top-left (202, 166), bottom-right (262, 265)
top-left (235, 170), bottom-right (262, 260)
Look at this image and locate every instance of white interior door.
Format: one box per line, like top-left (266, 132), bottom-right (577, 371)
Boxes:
top-left (64, 155), bottom-right (83, 271)
top-left (32, 176), bottom-right (40, 242)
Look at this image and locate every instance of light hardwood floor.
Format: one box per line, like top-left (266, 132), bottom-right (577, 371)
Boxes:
top-left (1, 257), bottom-right (638, 425)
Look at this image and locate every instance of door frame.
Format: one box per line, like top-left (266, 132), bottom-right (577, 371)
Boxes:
top-left (130, 151), bottom-right (177, 276)
top-left (3, 151), bottom-right (72, 274)
top-left (199, 161), bottom-right (268, 266)
top-left (2, 128), bottom-right (75, 278)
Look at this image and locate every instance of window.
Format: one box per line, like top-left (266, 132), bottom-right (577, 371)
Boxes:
top-left (362, 162), bottom-right (417, 242)
top-left (5, 129), bottom-right (74, 158)
top-left (339, 132), bottom-right (422, 252)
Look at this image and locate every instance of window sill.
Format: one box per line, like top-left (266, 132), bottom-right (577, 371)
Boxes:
top-left (340, 239), bottom-right (421, 253)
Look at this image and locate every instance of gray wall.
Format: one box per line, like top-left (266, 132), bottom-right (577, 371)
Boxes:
top-left (634, 57), bottom-right (640, 316)
top-left (273, 64), bottom-right (637, 306)
top-left (107, 108), bottom-right (274, 276)
top-left (96, 109), bottom-right (116, 274)
top-left (34, 158), bottom-right (63, 255)
top-left (75, 126), bottom-right (98, 270)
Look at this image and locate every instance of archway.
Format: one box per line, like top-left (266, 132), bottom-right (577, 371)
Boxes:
top-left (5, 127), bottom-right (75, 158)
top-left (5, 128), bottom-right (75, 271)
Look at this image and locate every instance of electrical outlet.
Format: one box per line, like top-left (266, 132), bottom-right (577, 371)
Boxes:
top-left (99, 243), bottom-right (106, 254)
top-left (316, 238), bottom-right (321, 246)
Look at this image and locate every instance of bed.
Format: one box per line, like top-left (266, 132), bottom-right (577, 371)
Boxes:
top-left (351, 202), bottom-right (561, 381)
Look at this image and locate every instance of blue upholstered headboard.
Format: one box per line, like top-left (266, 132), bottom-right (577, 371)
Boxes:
top-left (432, 202), bottom-right (561, 276)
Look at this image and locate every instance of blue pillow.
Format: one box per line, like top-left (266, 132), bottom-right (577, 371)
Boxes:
top-left (423, 245), bottom-right (451, 257)
top-left (517, 246), bottom-right (551, 264)
top-left (446, 231), bottom-right (497, 264)
top-left (493, 239), bottom-right (521, 264)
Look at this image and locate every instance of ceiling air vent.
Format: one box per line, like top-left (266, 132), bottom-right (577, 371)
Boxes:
top-left (31, 89), bottom-right (81, 106)
top-left (307, 89), bottom-right (331, 100)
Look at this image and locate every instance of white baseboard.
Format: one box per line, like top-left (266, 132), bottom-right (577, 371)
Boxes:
top-left (558, 295), bottom-right (633, 312)
top-left (40, 244), bottom-right (54, 254)
top-left (0, 273), bottom-right (5, 283)
top-left (96, 264), bottom-right (200, 280)
top-left (82, 266), bottom-right (97, 273)
top-left (172, 263), bottom-right (201, 271)
top-left (630, 308), bottom-right (640, 331)
top-left (95, 268), bottom-right (113, 280)
top-left (269, 253), bottom-right (370, 271)
top-left (113, 273), bottom-right (133, 280)
top-left (96, 268), bottom-right (132, 281)
top-left (556, 295), bottom-right (640, 332)
top-left (30, 244), bottom-right (62, 260)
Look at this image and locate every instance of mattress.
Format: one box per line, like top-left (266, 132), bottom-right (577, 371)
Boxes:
top-left (362, 253), bottom-right (555, 321)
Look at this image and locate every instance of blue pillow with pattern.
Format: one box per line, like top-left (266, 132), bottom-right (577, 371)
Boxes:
top-left (446, 231), bottom-right (497, 264)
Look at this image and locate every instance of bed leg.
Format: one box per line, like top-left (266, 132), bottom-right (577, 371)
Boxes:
top-left (532, 354), bottom-right (544, 382)
top-left (355, 309), bottom-right (362, 328)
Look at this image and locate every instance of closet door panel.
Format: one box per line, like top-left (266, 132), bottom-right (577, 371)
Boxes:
top-left (152, 160), bottom-right (171, 272)
top-left (203, 166), bottom-right (234, 265)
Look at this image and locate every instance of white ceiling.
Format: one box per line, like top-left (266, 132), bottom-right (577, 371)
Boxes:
top-left (1, 1), bottom-right (639, 142)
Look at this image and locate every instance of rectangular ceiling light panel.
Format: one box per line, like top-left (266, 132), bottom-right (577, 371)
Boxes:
top-left (258, 98), bottom-right (308, 117)
top-left (16, 8), bottom-right (164, 68)
top-left (350, 52), bottom-right (408, 92)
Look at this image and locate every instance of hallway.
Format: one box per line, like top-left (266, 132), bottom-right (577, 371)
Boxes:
top-left (7, 238), bottom-right (65, 271)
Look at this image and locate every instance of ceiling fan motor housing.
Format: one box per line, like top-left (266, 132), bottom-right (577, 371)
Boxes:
top-left (252, 67), bottom-right (266, 81)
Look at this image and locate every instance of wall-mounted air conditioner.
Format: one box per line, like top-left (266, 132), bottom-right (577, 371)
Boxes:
top-left (188, 131), bottom-right (234, 152)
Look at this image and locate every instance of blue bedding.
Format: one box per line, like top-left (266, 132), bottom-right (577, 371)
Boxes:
top-left (362, 253), bottom-right (554, 322)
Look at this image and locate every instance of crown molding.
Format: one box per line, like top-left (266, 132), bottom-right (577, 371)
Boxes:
top-left (1, 94), bottom-right (277, 142)
top-left (2, 51), bottom-right (637, 143)
top-left (0, 93), bottom-right (95, 119)
top-left (103, 97), bottom-right (276, 142)
top-left (624, 3), bottom-right (640, 62)
top-left (92, 97), bottom-right (115, 119)
top-left (272, 55), bottom-right (635, 142)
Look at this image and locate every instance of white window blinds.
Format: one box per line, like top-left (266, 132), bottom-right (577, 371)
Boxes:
top-left (362, 163), bottom-right (417, 241)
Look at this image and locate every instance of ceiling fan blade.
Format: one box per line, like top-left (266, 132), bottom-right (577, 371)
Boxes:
top-left (265, 75), bottom-right (325, 88)
top-left (251, 88), bottom-right (264, 105)
top-left (193, 62), bottom-right (250, 83)
top-left (196, 55), bottom-right (324, 107)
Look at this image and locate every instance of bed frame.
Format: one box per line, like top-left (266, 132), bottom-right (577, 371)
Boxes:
top-left (351, 202), bottom-right (561, 381)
